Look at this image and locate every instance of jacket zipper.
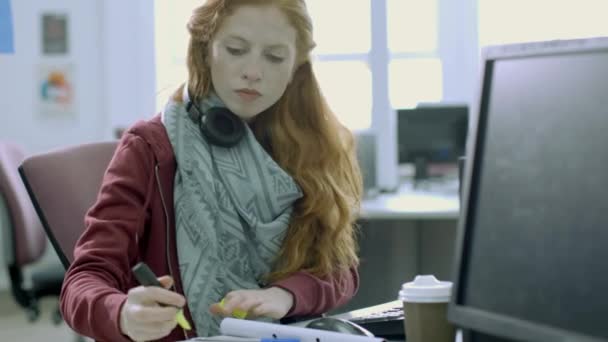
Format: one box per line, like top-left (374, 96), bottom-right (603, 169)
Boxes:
top-left (155, 164), bottom-right (190, 340)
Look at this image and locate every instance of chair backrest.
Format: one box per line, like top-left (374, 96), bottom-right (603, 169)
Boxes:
top-left (19, 141), bottom-right (117, 269)
top-left (0, 143), bottom-right (47, 267)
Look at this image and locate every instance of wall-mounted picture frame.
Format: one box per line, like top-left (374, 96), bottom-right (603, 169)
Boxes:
top-left (38, 64), bottom-right (75, 118)
top-left (42, 13), bottom-right (69, 55)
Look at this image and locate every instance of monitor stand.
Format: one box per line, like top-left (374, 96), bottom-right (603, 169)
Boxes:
top-left (413, 156), bottom-right (429, 186)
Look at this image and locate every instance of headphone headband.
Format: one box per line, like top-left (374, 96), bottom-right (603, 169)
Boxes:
top-left (182, 82), bottom-right (245, 148)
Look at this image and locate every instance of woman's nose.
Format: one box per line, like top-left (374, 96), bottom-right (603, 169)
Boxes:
top-left (241, 71), bottom-right (261, 82)
top-left (241, 61), bottom-right (262, 82)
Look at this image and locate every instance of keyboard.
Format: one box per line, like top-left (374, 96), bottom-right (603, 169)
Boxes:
top-left (337, 300), bottom-right (405, 340)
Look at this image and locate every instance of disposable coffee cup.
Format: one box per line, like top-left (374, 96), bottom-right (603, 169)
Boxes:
top-left (398, 275), bottom-right (455, 342)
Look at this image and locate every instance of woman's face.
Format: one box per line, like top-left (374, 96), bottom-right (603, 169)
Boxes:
top-left (208, 5), bottom-right (298, 120)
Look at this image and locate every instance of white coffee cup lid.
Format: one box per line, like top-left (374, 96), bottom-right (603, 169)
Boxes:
top-left (398, 275), bottom-right (453, 303)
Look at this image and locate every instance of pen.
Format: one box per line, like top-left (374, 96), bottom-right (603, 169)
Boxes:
top-left (131, 262), bottom-right (192, 331)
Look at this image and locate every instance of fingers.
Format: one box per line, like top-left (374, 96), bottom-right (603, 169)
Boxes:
top-left (129, 285), bottom-right (186, 308)
top-left (127, 319), bottom-right (177, 342)
top-left (213, 291), bottom-right (263, 318)
top-left (250, 302), bottom-right (280, 319)
top-left (158, 275), bottom-right (174, 289)
top-left (121, 303), bottom-right (179, 341)
top-left (121, 277), bottom-right (185, 341)
top-left (209, 303), bottom-right (224, 316)
top-left (129, 305), bottom-right (180, 323)
top-left (211, 288), bottom-right (292, 320)
top-left (233, 297), bottom-right (262, 315)
top-left (222, 292), bottom-right (257, 313)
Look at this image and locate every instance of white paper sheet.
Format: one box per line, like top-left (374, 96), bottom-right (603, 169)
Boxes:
top-left (219, 318), bottom-right (385, 342)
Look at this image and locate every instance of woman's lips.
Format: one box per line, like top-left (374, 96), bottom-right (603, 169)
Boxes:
top-left (235, 89), bottom-right (261, 101)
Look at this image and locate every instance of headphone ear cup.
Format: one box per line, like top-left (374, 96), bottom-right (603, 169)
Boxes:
top-left (199, 107), bottom-right (246, 148)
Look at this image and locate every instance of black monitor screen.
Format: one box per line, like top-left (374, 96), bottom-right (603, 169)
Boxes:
top-left (458, 50), bottom-right (608, 340)
top-left (397, 106), bottom-right (468, 165)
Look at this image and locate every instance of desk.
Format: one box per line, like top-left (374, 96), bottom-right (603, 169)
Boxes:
top-left (292, 303), bottom-right (464, 342)
top-left (331, 300), bottom-right (463, 341)
top-left (339, 181), bottom-right (460, 314)
top-left (361, 184), bottom-right (460, 220)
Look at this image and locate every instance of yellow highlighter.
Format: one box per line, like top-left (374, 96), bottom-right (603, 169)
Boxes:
top-left (132, 262), bottom-right (192, 330)
top-left (220, 298), bottom-right (248, 319)
top-left (174, 310), bottom-right (192, 330)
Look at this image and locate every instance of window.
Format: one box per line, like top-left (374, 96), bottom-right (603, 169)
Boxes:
top-left (154, 0), bottom-right (199, 110)
top-left (389, 59), bottom-right (442, 109)
top-left (312, 61), bottom-right (372, 130)
top-left (479, 0), bottom-right (608, 47)
top-left (387, 0), bottom-right (437, 52)
top-left (306, 0), bottom-right (371, 130)
top-left (306, 0), bottom-right (371, 54)
top-left (387, 0), bottom-right (442, 109)
top-left (307, 0), bottom-right (443, 129)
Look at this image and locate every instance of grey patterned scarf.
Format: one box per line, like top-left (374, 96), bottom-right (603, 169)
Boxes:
top-left (161, 92), bottom-right (302, 336)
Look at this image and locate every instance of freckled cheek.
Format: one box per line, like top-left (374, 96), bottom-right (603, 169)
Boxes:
top-left (267, 66), bottom-right (293, 87)
top-left (264, 75), bottom-right (292, 100)
top-left (212, 59), bottom-right (241, 81)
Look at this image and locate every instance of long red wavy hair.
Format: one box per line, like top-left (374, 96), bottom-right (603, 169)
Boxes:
top-left (173, 0), bottom-right (363, 283)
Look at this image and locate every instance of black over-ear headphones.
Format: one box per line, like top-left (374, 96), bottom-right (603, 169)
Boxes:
top-left (184, 86), bottom-right (246, 148)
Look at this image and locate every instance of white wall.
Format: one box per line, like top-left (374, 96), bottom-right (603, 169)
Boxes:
top-left (0, 0), bottom-right (155, 290)
top-left (0, 0), bottom-right (106, 154)
top-left (101, 0), bottom-right (157, 138)
top-left (0, 0), bottom-right (156, 154)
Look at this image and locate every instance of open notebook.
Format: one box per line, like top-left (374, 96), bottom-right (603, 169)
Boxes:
top-left (180, 318), bottom-right (385, 342)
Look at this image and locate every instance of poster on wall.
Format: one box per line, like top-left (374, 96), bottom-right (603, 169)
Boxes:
top-left (38, 64), bottom-right (75, 118)
top-left (42, 13), bottom-right (69, 55)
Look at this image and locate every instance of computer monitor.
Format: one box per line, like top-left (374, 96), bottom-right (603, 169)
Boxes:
top-left (449, 37), bottom-right (608, 342)
top-left (397, 105), bottom-right (468, 180)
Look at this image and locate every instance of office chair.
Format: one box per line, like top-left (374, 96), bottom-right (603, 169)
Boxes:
top-left (0, 142), bottom-right (64, 323)
top-left (18, 141), bottom-right (117, 269)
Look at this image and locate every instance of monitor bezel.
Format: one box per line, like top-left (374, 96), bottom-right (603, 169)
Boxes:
top-left (448, 36), bottom-right (608, 342)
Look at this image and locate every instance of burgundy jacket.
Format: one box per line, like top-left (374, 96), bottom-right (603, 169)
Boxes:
top-left (59, 115), bottom-right (359, 341)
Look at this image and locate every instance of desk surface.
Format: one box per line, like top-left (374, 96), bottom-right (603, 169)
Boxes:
top-left (360, 181), bottom-right (460, 220)
top-left (335, 300), bottom-right (463, 342)
top-left (292, 300), bottom-right (463, 342)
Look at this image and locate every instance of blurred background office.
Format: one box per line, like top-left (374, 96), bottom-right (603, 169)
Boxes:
top-left (0, 0), bottom-right (607, 340)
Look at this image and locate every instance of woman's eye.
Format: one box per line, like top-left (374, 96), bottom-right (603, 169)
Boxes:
top-left (266, 54), bottom-right (285, 63)
top-left (226, 47), bottom-right (245, 56)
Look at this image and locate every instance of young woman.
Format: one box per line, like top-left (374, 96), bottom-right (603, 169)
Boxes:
top-left (60, 0), bottom-right (363, 341)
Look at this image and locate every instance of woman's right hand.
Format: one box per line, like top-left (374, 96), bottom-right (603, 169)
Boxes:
top-left (119, 276), bottom-right (186, 341)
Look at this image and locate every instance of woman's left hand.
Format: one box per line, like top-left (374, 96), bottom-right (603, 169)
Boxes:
top-left (209, 287), bottom-right (294, 319)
